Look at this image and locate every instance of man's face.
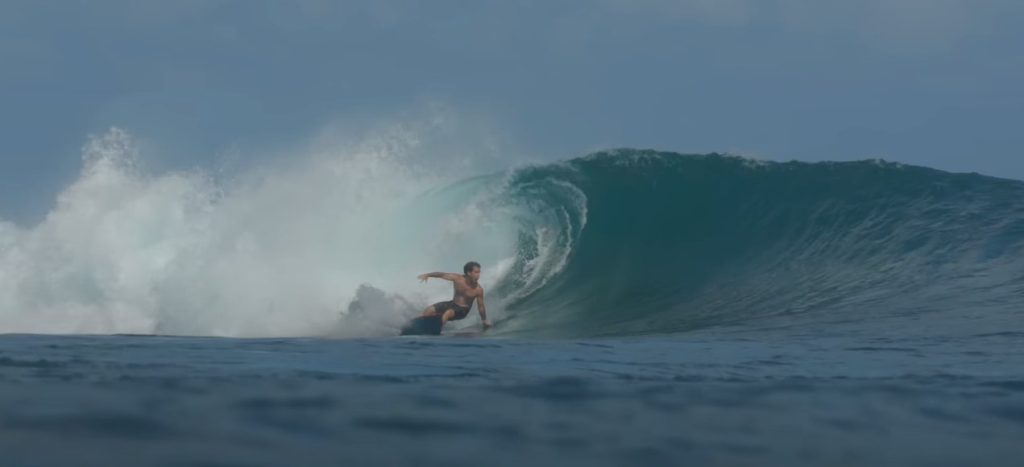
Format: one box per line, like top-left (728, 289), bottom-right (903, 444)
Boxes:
top-left (467, 266), bottom-right (481, 281)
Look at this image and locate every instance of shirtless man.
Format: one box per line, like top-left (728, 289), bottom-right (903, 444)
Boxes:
top-left (400, 261), bottom-right (492, 335)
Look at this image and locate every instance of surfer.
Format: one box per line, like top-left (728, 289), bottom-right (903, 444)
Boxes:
top-left (400, 261), bottom-right (493, 335)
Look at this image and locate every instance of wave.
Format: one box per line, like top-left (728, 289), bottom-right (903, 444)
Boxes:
top-left (2, 132), bottom-right (1022, 338)
top-left (474, 150), bottom-right (1024, 337)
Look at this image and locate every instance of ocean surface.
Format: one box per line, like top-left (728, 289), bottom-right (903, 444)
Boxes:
top-left (2, 330), bottom-right (1023, 467)
top-left (2, 150), bottom-right (1024, 466)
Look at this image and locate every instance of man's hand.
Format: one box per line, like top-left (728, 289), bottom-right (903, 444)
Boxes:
top-left (418, 274), bottom-right (429, 283)
top-left (482, 320), bottom-right (494, 330)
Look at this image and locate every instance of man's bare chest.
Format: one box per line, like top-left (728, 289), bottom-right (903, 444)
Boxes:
top-left (453, 283), bottom-right (481, 298)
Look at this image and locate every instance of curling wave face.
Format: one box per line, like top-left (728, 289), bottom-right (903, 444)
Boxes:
top-left (480, 150), bottom-right (1024, 337)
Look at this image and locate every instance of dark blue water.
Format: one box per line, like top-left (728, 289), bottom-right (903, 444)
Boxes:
top-left (2, 328), bottom-right (1023, 467)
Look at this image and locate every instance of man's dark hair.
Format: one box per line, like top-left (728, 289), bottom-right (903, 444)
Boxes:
top-left (464, 261), bottom-right (481, 274)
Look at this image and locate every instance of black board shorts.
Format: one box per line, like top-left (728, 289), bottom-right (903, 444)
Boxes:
top-left (433, 300), bottom-right (471, 320)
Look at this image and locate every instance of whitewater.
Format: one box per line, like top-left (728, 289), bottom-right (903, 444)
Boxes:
top-left (1, 129), bottom-right (1023, 466)
top-left (0, 128), bottom-right (534, 336)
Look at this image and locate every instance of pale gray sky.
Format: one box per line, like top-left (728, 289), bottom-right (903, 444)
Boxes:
top-left (2, 0), bottom-right (1022, 222)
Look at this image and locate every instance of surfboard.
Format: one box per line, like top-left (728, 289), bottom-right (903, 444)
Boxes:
top-left (398, 315), bottom-right (490, 337)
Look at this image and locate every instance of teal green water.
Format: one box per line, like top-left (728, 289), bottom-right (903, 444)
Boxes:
top-left (465, 151), bottom-right (1024, 337)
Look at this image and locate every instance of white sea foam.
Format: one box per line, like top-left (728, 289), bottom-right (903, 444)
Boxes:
top-left (0, 117), bottom-right (566, 337)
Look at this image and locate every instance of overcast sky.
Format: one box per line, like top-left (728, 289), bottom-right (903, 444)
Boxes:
top-left (2, 0), bottom-right (1022, 223)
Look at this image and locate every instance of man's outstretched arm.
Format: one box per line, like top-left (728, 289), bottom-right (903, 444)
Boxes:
top-left (417, 272), bottom-right (461, 282)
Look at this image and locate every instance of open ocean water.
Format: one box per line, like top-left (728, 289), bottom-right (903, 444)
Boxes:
top-left (1, 330), bottom-right (1023, 467)
top-left (2, 149), bottom-right (1024, 465)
